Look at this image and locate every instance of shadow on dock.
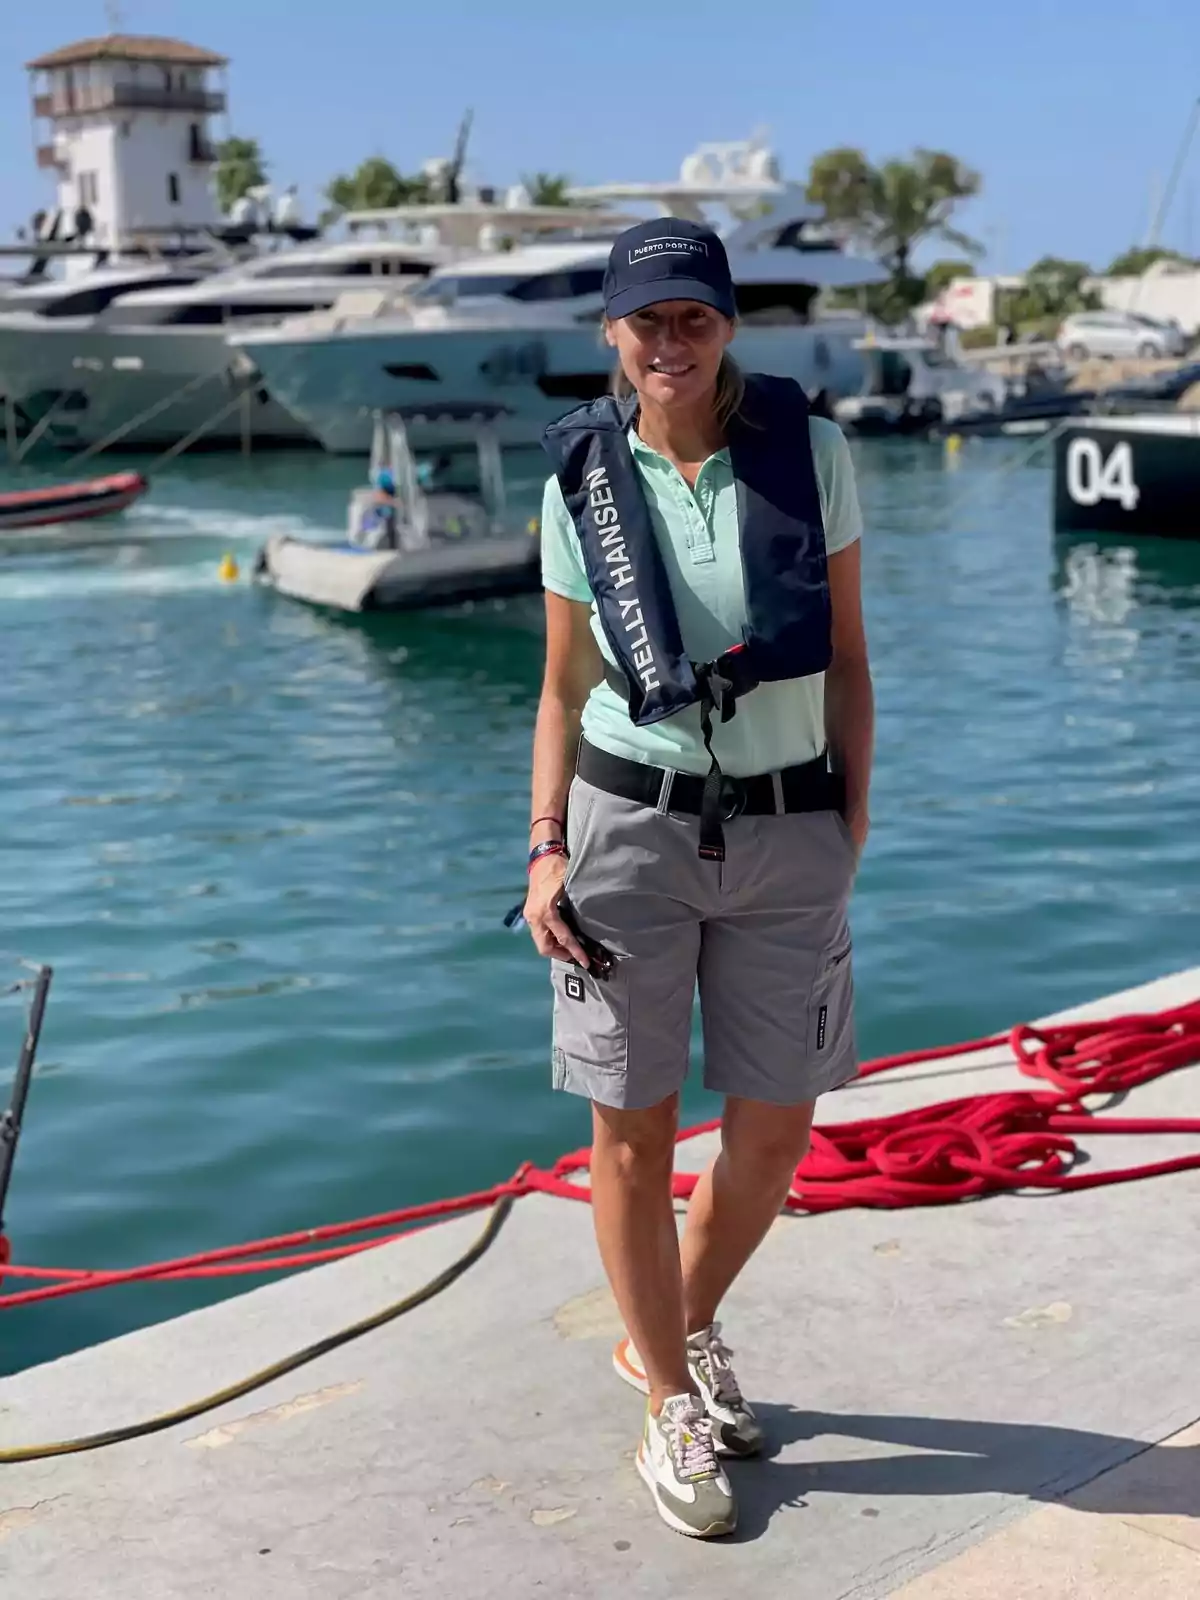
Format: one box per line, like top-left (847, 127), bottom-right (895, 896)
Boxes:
top-left (725, 1406), bottom-right (1198, 1542)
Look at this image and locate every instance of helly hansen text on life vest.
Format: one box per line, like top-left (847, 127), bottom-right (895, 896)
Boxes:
top-left (585, 465), bottom-right (660, 694)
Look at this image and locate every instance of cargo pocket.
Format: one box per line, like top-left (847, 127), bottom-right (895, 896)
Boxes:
top-left (550, 955), bottom-right (630, 1097)
top-left (807, 938), bottom-right (855, 1067)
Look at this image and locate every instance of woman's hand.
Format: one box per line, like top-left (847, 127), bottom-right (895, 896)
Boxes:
top-left (523, 855), bottom-right (590, 966)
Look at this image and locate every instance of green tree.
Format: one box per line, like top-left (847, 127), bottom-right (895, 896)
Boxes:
top-left (213, 136), bottom-right (267, 214)
top-left (1105, 245), bottom-right (1193, 276)
top-left (807, 147), bottom-right (983, 321)
top-left (521, 172), bottom-right (573, 206)
top-left (924, 259), bottom-right (976, 298)
top-left (1009, 255), bottom-right (1099, 329)
top-left (323, 158), bottom-right (433, 218)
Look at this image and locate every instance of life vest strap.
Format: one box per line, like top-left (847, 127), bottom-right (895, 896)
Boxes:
top-left (600, 651), bottom-right (775, 863)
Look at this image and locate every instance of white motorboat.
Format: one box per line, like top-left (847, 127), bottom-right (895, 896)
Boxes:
top-left (230, 138), bottom-right (891, 455)
top-left (254, 406), bottom-right (541, 612)
top-left (833, 334), bottom-right (1008, 436)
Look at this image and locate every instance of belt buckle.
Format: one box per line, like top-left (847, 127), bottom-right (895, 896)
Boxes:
top-left (719, 775), bottom-right (746, 821)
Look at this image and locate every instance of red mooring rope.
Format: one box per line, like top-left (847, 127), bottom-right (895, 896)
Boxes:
top-left (2, 999), bottom-right (1199, 1311)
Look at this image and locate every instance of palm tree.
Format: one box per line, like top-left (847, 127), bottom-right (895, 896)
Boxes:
top-left (807, 147), bottom-right (982, 319)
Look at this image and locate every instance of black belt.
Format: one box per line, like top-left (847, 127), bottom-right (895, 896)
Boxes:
top-left (597, 660), bottom-right (839, 861)
top-left (576, 738), bottom-right (843, 830)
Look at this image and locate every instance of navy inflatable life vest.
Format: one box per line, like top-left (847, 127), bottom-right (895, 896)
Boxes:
top-left (541, 372), bottom-right (833, 859)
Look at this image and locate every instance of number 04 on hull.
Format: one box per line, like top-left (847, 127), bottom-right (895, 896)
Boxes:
top-left (1054, 416), bottom-right (1200, 540)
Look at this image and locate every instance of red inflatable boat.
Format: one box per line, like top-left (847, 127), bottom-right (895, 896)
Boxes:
top-left (0, 471), bottom-right (148, 533)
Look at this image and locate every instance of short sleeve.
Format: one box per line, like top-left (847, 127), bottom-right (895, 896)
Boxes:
top-left (539, 475), bottom-right (593, 604)
top-left (810, 417), bottom-right (863, 556)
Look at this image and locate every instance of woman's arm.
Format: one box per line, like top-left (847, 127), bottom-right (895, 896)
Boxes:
top-left (524, 590), bottom-right (603, 963)
top-left (824, 539), bottom-right (874, 854)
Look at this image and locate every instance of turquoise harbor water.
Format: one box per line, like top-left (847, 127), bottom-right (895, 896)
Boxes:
top-left (1, 438), bottom-right (1198, 1377)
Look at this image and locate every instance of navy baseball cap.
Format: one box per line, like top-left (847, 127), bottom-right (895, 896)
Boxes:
top-left (603, 217), bottom-right (736, 320)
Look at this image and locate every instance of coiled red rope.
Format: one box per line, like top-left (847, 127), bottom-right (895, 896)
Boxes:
top-left (2, 999), bottom-right (1198, 1311)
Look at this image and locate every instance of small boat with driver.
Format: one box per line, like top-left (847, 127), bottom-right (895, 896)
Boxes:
top-left (0, 470), bottom-right (148, 533)
top-left (253, 406), bottom-right (541, 613)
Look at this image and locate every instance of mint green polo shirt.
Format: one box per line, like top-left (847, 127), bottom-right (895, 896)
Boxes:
top-left (539, 415), bottom-right (863, 778)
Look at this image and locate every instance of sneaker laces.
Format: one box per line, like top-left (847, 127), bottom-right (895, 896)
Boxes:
top-left (661, 1397), bottom-right (719, 1481)
top-left (691, 1322), bottom-right (744, 1408)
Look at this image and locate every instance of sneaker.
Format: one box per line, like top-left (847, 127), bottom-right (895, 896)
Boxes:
top-left (615, 1321), bottom-right (765, 1457)
top-left (636, 1393), bottom-right (737, 1538)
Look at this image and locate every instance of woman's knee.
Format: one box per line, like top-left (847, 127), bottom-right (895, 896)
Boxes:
top-left (591, 1094), bottom-right (679, 1185)
top-left (722, 1098), bottom-right (814, 1184)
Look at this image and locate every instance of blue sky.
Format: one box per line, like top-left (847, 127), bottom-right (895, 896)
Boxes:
top-left (5, 0), bottom-right (1200, 274)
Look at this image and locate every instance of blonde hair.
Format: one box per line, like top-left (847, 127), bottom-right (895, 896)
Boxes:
top-left (607, 341), bottom-right (747, 430)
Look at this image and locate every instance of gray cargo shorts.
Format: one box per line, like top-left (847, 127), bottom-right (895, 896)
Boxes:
top-left (550, 770), bottom-right (859, 1110)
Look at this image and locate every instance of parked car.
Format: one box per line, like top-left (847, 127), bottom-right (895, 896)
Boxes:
top-left (1057, 310), bottom-right (1189, 361)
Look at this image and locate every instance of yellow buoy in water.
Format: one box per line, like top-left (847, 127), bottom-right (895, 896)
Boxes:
top-left (218, 553), bottom-right (239, 583)
top-left (945, 433), bottom-right (963, 455)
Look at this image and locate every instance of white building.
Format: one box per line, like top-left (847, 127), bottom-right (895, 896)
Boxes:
top-left (26, 33), bottom-right (228, 258)
top-left (922, 274), bottom-right (1026, 332)
top-left (1086, 258), bottom-right (1200, 335)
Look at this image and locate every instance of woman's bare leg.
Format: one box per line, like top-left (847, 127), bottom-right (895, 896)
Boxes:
top-left (679, 1096), bottom-right (815, 1333)
top-left (590, 1094), bottom-right (691, 1412)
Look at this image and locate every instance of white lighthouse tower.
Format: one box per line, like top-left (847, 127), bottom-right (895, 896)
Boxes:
top-left (26, 33), bottom-right (228, 259)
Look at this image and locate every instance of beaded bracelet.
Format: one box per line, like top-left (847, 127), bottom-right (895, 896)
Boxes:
top-left (528, 839), bottom-right (568, 872)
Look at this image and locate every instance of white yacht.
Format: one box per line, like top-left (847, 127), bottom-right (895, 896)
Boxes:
top-left (0, 194), bottom-right (635, 452)
top-left (231, 140), bottom-right (891, 455)
top-left (0, 258), bottom-right (221, 442)
top-left (0, 238), bottom-right (451, 451)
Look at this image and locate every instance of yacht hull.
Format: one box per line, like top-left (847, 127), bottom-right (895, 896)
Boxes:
top-left (238, 320), bottom-right (871, 455)
top-left (0, 321), bottom-right (314, 451)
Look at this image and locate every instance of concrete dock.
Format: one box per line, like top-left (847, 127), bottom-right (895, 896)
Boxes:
top-left (2, 966), bottom-right (1199, 1598)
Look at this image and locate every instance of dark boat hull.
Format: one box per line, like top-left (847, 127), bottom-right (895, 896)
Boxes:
top-left (940, 391), bottom-right (1093, 438)
top-left (1053, 420), bottom-right (1200, 540)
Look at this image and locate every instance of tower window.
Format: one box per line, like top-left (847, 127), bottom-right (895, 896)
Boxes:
top-left (168, 173), bottom-right (181, 205)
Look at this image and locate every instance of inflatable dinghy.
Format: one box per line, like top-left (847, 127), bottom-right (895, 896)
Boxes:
top-left (0, 471), bottom-right (148, 532)
top-left (255, 408), bottom-right (541, 613)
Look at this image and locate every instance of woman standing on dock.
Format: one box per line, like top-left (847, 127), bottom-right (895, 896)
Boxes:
top-left (523, 217), bottom-right (872, 1538)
